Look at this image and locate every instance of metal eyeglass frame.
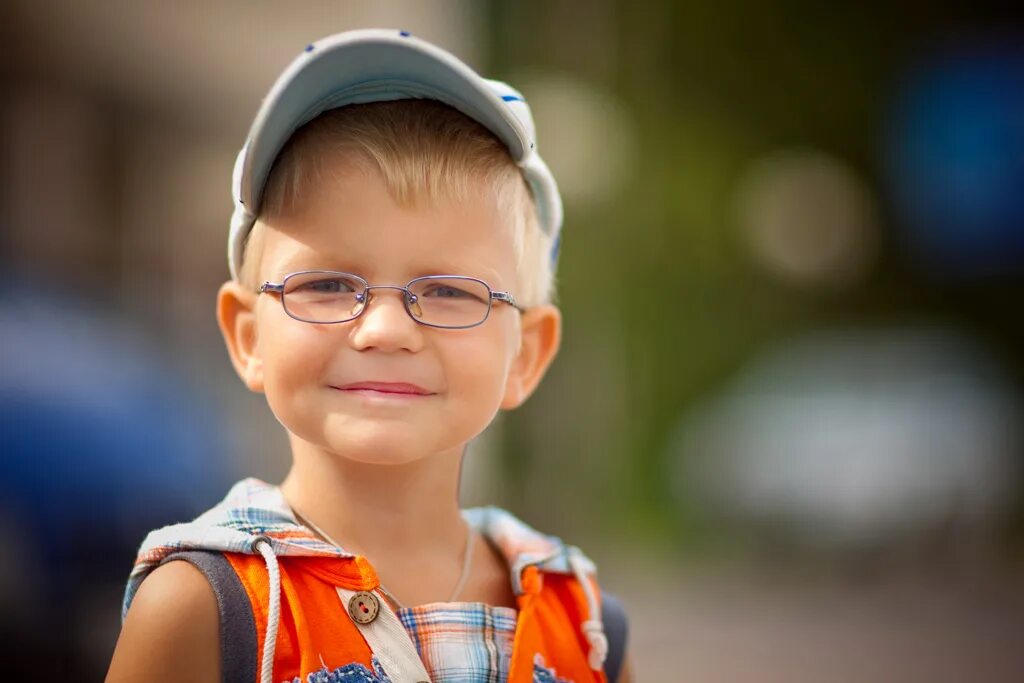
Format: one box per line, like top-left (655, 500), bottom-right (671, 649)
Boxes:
top-left (258, 270), bottom-right (524, 330)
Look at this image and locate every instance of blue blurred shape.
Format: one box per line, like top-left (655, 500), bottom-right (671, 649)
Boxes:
top-left (885, 43), bottom-right (1024, 275)
top-left (0, 272), bottom-right (232, 579)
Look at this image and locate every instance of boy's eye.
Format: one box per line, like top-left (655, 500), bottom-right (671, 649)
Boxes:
top-left (423, 284), bottom-right (470, 298)
top-left (412, 278), bottom-right (491, 307)
top-left (290, 276), bottom-right (359, 294)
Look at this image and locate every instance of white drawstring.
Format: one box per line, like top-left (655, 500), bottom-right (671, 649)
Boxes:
top-left (567, 548), bottom-right (608, 671)
top-left (255, 537), bottom-right (281, 683)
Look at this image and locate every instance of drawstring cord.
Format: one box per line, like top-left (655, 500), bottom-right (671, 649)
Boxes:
top-left (255, 538), bottom-right (281, 683)
top-left (567, 547), bottom-right (608, 671)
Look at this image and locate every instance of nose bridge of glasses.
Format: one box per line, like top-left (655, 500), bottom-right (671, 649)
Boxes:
top-left (364, 284), bottom-right (411, 294)
top-left (362, 284), bottom-right (423, 319)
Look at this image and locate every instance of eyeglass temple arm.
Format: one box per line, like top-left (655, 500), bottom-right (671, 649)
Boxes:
top-left (259, 282), bottom-right (284, 295)
top-left (491, 291), bottom-right (525, 312)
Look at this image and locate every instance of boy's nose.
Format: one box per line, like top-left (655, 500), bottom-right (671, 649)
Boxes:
top-left (349, 288), bottom-right (423, 353)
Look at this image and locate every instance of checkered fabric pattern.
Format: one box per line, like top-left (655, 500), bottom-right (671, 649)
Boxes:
top-left (398, 602), bottom-right (518, 682)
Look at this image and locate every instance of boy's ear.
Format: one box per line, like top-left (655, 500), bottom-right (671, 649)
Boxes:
top-left (216, 281), bottom-right (265, 393)
top-left (501, 304), bottom-right (562, 410)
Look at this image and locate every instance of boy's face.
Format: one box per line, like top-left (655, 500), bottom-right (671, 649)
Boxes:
top-left (218, 156), bottom-right (560, 466)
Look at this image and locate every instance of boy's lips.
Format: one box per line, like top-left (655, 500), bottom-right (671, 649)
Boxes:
top-left (333, 381), bottom-right (433, 396)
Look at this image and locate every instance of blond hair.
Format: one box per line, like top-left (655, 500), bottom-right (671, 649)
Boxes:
top-left (237, 100), bottom-right (555, 308)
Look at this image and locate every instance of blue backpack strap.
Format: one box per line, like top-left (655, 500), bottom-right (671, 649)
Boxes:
top-left (601, 591), bottom-right (629, 682)
top-left (159, 551), bottom-right (257, 683)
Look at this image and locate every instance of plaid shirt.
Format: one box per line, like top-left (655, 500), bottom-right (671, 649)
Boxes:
top-left (399, 602), bottom-right (518, 682)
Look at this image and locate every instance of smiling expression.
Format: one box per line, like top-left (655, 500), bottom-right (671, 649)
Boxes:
top-left (247, 157), bottom-right (525, 465)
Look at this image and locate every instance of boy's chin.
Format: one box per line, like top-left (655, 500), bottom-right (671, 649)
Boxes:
top-left (329, 442), bottom-right (435, 466)
top-left (311, 427), bottom-right (460, 466)
top-left (280, 412), bottom-right (479, 465)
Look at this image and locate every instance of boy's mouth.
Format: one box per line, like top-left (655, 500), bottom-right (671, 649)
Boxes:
top-left (333, 381), bottom-right (433, 396)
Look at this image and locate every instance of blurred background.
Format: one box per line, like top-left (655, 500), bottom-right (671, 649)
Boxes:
top-left (2, 1), bottom-right (1023, 680)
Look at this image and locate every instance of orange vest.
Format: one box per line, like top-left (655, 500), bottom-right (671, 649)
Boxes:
top-left (225, 552), bottom-right (607, 683)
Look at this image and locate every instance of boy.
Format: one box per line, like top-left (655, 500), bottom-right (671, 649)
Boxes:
top-left (107, 29), bottom-right (631, 683)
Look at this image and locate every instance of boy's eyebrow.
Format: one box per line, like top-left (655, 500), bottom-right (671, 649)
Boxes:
top-left (409, 263), bottom-right (506, 285)
top-left (268, 252), bottom-right (335, 278)
top-left (270, 256), bottom-right (508, 287)
top-left (268, 250), bottom-right (357, 277)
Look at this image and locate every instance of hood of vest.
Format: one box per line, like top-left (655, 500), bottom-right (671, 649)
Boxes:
top-left (122, 477), bottom-right (598, 619)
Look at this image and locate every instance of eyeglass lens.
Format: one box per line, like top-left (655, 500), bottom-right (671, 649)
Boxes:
top-left (281, 271), bottom-right (492, 328)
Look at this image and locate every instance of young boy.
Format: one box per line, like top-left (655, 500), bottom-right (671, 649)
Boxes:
top-left (107, 29), bottom-right (631, 683)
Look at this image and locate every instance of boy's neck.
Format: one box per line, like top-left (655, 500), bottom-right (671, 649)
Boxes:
top-left (278, 438), bottom-right (469, 565)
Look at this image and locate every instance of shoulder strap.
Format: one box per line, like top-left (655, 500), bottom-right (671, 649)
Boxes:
top-left (160, 551), bottom-right (257, 683)
top-left (601, 591), bottom-right (629, 683)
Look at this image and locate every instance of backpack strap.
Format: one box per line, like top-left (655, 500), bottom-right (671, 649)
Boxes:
top-left (160, 551), bottom-right (257, 683)
top-left (601, 591), bottom-right (629, 683)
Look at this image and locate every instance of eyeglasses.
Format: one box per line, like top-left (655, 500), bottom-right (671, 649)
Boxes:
top-left (258, 270), bottom-right (524, 329)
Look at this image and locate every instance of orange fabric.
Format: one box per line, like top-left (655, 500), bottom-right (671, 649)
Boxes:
top-left (225, 553), bottom-right (377, 681)
top-left (508, 567), bottom-right (608, 683)
top-left (225, 553), bottom-right (607, 682)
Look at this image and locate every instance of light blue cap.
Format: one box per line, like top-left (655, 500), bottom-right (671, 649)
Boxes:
top-left (228, 28), bottom-right (563, 280)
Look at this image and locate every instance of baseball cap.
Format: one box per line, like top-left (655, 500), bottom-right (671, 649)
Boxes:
top-left (228, 28), bottom-right (564, 281)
